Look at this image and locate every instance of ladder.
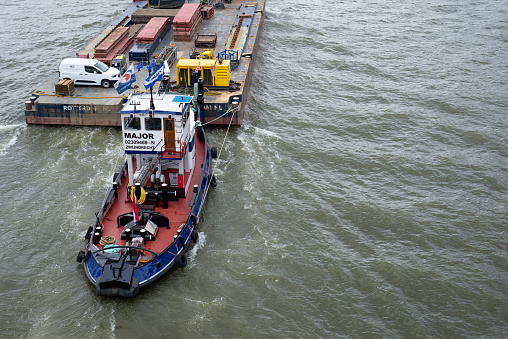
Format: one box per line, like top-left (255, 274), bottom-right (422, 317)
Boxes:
top-left (229, 16), bottom-right (244, 49)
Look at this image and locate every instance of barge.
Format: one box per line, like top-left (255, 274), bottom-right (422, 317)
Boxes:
top-left (24, 0), bottom-right (265, 126)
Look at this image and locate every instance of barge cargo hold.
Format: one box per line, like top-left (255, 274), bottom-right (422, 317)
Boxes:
top-left (24, 0), bottom-right (265, 126)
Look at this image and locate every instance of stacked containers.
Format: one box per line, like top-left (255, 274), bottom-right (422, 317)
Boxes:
top-left (136, 17), bottom-right (170, 44)
top-left (94, 27), bottom-right (133, 64)
top-left (173, 3), bottom-right (202, 41)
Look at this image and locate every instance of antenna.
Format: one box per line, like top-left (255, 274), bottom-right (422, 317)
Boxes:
top-left (150, 86), bottom-right (155, 110)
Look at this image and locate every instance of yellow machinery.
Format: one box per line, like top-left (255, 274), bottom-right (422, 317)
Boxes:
top-left (176, 49), bottom-right (231, 88)
top-left (196, 49), bottom-right (214, 60)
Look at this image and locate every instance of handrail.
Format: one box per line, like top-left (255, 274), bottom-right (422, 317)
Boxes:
top-left (94, 160), bottom-right (128, 229)
top-left (160, 138), bottom-right (186, 158)
top-left (93, 245), bottom-right (160, 257)
top-left (152, 138), bottom-right (164, 152)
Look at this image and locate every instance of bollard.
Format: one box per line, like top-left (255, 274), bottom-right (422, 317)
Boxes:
top-left (162, 183), bottom-right (168, 209)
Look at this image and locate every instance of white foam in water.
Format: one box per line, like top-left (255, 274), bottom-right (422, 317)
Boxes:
top-left (109, 308), bottom-right (116, 338)
top-left (253, 126), bottom-right (281, 139)
top-left (0, 124), bottom-right (22, 131)
top-left (0, 124), bottom-right (23, 156)
top-left (186, 232), bottom-right (206, 268)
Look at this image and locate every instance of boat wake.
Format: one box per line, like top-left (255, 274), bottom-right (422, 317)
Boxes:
top-left (252, 126), bottom-right (281, 139)
top-left (0, 124), bottom-right (24, 156)
top-left (186, 232), bottom-right (206, 268)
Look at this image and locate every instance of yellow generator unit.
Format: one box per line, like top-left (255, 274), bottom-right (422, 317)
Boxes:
top-left (176, 59), bottom-right (231, 88)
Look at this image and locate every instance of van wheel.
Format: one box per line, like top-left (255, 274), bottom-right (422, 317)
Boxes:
top-left (101, 80), bottom-right (111, 88)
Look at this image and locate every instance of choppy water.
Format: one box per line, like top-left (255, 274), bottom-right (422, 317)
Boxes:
top-left (0, 0), bottom-right (507, 337)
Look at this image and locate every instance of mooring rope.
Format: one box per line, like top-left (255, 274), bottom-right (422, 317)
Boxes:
top-left (204, 105), bottom-right (239, 192)
top-left (201, 105), bottom-right (238, 126)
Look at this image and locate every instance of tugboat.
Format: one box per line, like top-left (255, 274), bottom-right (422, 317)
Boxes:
top-left (76, 83), bottom-right (217, 297)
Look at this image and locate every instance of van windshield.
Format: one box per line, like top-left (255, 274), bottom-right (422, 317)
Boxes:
top-left (94, 61), bottom-right (109, 72)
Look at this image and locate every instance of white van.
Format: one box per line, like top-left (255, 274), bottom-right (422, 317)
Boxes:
top-left (59, 58), bottom-right (120, 88)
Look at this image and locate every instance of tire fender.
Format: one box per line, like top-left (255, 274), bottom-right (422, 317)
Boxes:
top-left (176, 254), bottom-right (187, 268)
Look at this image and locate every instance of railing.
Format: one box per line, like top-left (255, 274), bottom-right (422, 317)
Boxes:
top-left (87, 160), bottom-right (127, 241)
top-left (160, 138), bottom-right (186, 158)
top-left (217, 49), bottom-right (239, 70)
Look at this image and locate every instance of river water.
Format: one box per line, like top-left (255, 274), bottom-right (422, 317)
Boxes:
top-left (0, 0), bottom-right (507, 337)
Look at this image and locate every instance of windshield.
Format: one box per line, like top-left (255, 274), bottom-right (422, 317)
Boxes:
top-left (94, 60), bottom-right (109, 72)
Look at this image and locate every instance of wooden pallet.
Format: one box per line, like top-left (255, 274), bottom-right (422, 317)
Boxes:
top-left (55, 79), bottom-right (75, 96)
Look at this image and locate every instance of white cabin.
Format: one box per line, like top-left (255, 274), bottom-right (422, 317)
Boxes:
top-left (120, 92), bottom-right (197, 197)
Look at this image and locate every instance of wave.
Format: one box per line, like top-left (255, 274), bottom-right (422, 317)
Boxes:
top-left (186, 232), bottom-right (206, 268)
top-left (0, 124), bottom-right (24, 156)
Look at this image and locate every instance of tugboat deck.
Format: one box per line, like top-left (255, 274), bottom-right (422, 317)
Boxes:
top-left (99, 141), bottom-right (205, 256)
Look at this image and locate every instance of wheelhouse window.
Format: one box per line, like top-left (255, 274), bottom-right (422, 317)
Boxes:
top-left (124, 116), bottom-right (141, 130)
top-left (145, 117), bottom-right (161, 131)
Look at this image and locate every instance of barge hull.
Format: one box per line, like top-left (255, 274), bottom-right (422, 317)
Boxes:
top-left (25, 109), bottom-right (122, 126)
top-left (24, 73), bottom-right (125, 126)
top-left (232, 2), bottom-right (265, 126)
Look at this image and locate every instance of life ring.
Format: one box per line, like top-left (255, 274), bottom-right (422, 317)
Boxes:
top-left (131, 186), bottom-right (146, 205)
